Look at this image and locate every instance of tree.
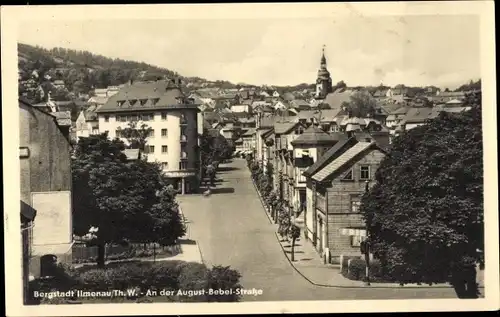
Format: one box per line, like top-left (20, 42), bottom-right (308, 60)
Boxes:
top-left (361, 91), bottom-right (483, 298)
top-left (345, 91), bottom-right (378, 117)
top-left (120, 120), bottom-right (153, 150)
top-left (333, 80), bottom-right (347, 92)
top-left (72, 134), bottom-right (185, 267)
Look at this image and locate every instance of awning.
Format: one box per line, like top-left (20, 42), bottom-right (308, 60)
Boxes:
top-left (21, 200), bottom-right (36, 221)
top-left (340, 227), bottom-right (366, 237)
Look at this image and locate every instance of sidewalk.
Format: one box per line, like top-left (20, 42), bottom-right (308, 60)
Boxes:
top-left (251, 173), bottom-right (485, 289)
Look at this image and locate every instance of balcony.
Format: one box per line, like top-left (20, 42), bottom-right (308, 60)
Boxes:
top-left (180, 135), bottom-right (187, 143)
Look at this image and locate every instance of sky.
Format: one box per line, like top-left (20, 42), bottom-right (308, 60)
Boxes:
top-left (18, 15), bottom-right (480, 89)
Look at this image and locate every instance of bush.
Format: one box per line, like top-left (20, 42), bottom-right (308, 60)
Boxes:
top-left (30, 259), bottom-right (243, 303)
top-left (341, 258), bottom-right (391, 282)
top-left (206, 265), bottom-right (242, 302)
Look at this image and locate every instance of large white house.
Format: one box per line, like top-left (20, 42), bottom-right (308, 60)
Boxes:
top-left (96, 79), bottom-right (201, 194)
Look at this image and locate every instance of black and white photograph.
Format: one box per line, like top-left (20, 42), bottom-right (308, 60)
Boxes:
top-left (2, 2), bottom-right (498, 315)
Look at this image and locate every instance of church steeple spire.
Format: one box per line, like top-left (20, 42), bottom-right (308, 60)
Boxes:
top-left (320, 44), bottom-right (327, 67)
top-left (315, 45), bottom-right (333, 99)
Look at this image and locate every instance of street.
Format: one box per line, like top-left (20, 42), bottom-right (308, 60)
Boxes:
top-left (177, 158), bottom-right (460, 301)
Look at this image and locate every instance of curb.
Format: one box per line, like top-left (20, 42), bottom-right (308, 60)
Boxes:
top-left (250, 176), bottom-right (274, 225)
top-left (247, 167), bottom-right (478, 290)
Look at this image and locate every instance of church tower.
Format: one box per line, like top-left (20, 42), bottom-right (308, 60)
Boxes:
top-left (315, 45), bottom-right (333, 99)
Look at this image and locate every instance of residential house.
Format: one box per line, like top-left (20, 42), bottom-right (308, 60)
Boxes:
top-left (19, 98), bottom-right (73, 302)
top-left (94, 88), bottom-right (108, 98)
top-left (255, 113), bottom-right (276, 170)
top-left (272, 91), bottom-right (281, 99)
top-left (231, 104), bottom-right (252, 113)
top-left (385, 106), bottom-right (410, 136)
top-left (273, 121), bottom-right (307, 215)
top-left (302, 132), bottom-right (387, 264)
top-left (289, 126), bottom-right (343, 225)
top-left (400, 107), bottom-right (438, 131)
top-left (96, 79), bottom-right (200, 194)
top-left (88, 96), bottom-right (109, 107)
top-left (273, 100), bottom-right (288, 111)
top-left (75, 105), bottom-right (101, 140)
top-left (241, 128), bottom-right (257, 155)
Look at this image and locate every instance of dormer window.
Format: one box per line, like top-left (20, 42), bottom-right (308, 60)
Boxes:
top-left (140, 99), bottom-right (147, 106)
top-left (129, 99), bottom-right (137, 106)
top-left (152, 98), bottom-right (160, 105)
top-left (117, 100), bottom-right (125, 107)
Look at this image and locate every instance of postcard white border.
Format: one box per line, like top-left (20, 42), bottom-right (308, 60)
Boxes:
top-left (2, 2), bottom-right (498, 315)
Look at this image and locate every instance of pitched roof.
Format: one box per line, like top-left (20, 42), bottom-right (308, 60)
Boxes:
top-left (291, 99), bottom-right (310, 108)
top-left (402, 107), bottom-right (436, 124)
top-left (261, 128), bottom-right (274, 139)
top-left (303, 135), bottom-right (352, 177)
top-left (51, 111), bottom-right (72, 127)
top-left (291, 125), bottom-right (342, 146)
top-left (274, 121), bottom-right (301, 135)
top-left (242, 128), bottom-right (256, 137)
top-left (312, 141), bottom-right (374, 182)
top-left (323, 90), bottom-right (355, 109)
top-left (97, 80), bottom-right (198, 113)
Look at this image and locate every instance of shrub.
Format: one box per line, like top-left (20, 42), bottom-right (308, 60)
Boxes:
top-left (177, 262), bottom-right (209, 302)
top-left (347, 258), bottom-right (366, 280)
top-left (206, 265), bottom-right (242, 302)
top-left (342, 258), bottom-right (390, 282)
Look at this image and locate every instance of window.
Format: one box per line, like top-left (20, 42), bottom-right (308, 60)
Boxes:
top-left (161, 162), bottom-right (169, 170)
top-left (161, 112), bottom-right (168, 121)
top-left (360, 165), bottom-right (370, 180)
top-left (104, 115), bottom-right (109, 122)
top-left (341, 169), bottom-right (354, 181)
top-left (115, 130), bottom-right (122, 138)
top-left (162, 145), bottom-right (168, 153)
top-left (152, 98), bottom-right (159, 105)
top-left (181, 151), bottom-right (187, 159)
top-left (140, 99), bottom-right (147, 106)
top-left (179, 161), bottom-right (188, 170)
top-left (351, 235), bottom-right (363, 247)
top-left (120, 115), bottom-right (127, 122)
top-left (117, 100), bottom-right (125, 107)
top-left (350, 195), bottom-right (361, 213)
top-left (92, 128), bottom-right (99, 134)
top-left (129, 99), bottom-right (137, 106)
top-left (145, 145), bottom-right (155, 154)
top-left (161, 129), bottom-right (168, 137)
top-left (148, 130), bottom-right (155, 138)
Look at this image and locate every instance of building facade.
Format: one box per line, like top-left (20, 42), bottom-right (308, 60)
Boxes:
top-left (19, 99), bottom-right (73, 301)
top-left (96, 79), bottom-right (200, 194)
top-left (302, 133), bottom-right (386, 264)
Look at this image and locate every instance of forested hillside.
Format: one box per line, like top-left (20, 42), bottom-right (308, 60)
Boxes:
top-left (18, 43), bottom-right (191, 103)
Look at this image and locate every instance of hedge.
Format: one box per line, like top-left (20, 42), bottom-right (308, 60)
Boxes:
top-left (341, 258), bottom-right (395, 282)
top-left (27, 261), bottom-right (242, 303)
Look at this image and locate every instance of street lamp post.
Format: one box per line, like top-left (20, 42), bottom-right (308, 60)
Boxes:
top-left (364, 180), bottom-right (371, 286)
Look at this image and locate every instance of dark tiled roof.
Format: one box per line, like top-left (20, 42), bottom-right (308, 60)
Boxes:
top-left (97, 80), bottom-right (198, 113)
top-left (303, 135), bottom-right (352, 177)
top-left (291, 125), bottom-right (342, 146)
top-left (402, 107), bottom-right (436, 124)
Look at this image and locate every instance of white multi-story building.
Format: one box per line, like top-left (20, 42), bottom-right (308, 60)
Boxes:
top-left (96, 79), bottom-right (200, 194)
